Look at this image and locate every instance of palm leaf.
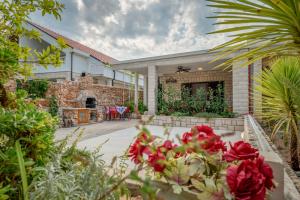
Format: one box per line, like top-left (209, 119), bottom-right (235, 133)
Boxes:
top-left (207, 0), bottom-right (300, 65)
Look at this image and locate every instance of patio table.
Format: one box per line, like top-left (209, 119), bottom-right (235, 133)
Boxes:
top-left (116, 106), bottom-right (127, 120)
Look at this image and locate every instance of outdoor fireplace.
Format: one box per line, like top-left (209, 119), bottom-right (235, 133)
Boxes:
top-left (86, 97), bottom-right (96, 108)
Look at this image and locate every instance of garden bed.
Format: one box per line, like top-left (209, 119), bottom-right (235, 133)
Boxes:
top-left (141, 115), bottom-right (244, 132)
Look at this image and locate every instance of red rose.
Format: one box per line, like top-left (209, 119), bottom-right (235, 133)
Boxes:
top-left (148, 151), bottom-right (166, 172)
top-left (223, 141), bottom-right (259, 162)
top-left (128, 132), bottom-right (153, 164)
top-left (161, 140), bottom-right (175, 151)
top-left (181, 126), bottom-right (227, 154)
top-left (199, 134), bottom-right (227, 153)
top-left (196, 125), bottom-right (215, 136)
top-left (256, 156), bottom-right (275, 190)
top-left (181, 132), bottom-right (194, 144)
top-left (226, 157), bottom-right (275, 200)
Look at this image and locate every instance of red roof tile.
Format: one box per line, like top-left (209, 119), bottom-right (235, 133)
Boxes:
top-left (27, 21), bottom-right (117, 64)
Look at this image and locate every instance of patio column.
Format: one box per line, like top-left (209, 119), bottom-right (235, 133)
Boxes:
top-left (232, 60), bottom-right (249, 114)
top-left (253, 59), bottom-right (263, 120)
top-left (143, 75), bottom-right (148, 106)
top-left (147, 65), bottom-right (157, 115)
top-left (134, 73), bottom-right (139, 113)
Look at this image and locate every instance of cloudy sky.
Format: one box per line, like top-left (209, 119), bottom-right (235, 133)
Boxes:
top-left (30, 0), bottom-right (228, 61)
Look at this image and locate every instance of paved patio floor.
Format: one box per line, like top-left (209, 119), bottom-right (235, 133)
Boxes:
top-left (55, 120), bottom-right (139, 142)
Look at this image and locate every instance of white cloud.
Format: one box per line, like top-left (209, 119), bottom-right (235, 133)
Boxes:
top-left (30, 0), bottom-right (229, 60)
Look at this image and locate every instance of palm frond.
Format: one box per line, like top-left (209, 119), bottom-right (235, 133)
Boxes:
top-left (207, 0), bottom-right (300, 66)
top-left (256, 57), bottom-right (300, 137)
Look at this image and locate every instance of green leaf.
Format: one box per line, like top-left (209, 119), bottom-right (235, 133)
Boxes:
top-left (15, 140), bottom-right (28, 200)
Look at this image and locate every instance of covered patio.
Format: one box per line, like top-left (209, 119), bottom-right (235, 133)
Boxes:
top-left (112, 50), bottom-right (263, 116)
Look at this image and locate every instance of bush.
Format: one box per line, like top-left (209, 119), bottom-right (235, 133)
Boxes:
top-left (48, 95), bottom-right (59, 117)
top-left (0, 92), bottom-right (58, 199)
top-left (193, 112), bottom-right (222, 118)
top-left (170, 112), bottom-right (189, 117)
top-left (17, 79), bottom-right (49, 99)
top-left (126, 101), bottom-right (148, 114)
top-left (29, 135), bottom-right (129, 200)
top-left (157, 84), bottom-right (234, 117)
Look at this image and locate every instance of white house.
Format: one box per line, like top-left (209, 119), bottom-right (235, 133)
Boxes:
top-left (20, 21), bottom-right (143, 88)
top-left (112, 50), bottom-right (265, 116)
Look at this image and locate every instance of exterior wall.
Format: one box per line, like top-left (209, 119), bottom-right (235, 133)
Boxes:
top-left (159, 70), bottom-right (233, 110)
top-left (72, 53), bottom-right (89, 74)
top-left (142, 115), bottom-right (244, 132)
top-left (148, 65), bottom-right (158, 115)
top-left (46, 75), bottom-right (143, 108)
top-left (232, 61), bottom-right (249, 114)
top-left (33, 71), bottom-right (70, 81)
top-left (252, 60), bottom-right (263, 119)
top-left (20, 32), bottom-right (143, 86)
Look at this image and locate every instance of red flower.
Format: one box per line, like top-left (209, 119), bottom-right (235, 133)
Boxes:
top-left (181, 132), bottom-right (194, 144)
top-left (128, 132), bottom-right (153, 164)
top-left (161, 140), bottom-right (175, 151)
top-left (199, 134), bottom-right (227, 153)
top-left (226, 157), bottom-right (275, 200)
top-left (256, 156), bottom-right (275, 190)
top-left (181, 126), bottom-right (227, 154)
top-left (148, 151), bottom-right (166, 172)
top-left (196, 125), bottom-right (215, 136)
top-left (223, 141), bottom-right (259, 162)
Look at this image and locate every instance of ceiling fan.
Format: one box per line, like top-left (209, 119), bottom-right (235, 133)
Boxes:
top-left (176, 66), bottom-right (191, 73)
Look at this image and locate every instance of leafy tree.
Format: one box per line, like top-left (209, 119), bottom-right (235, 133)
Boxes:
top-left (256, 57), bottom-right (300, 170)
top-left (207, 0), bottom-right (300, 67)
top-left (0, 0), bottom-right (65, 199)
top-left (0, 0), bottom-right (66, 105)
top-left (17, 79), bottom-right (49, 99)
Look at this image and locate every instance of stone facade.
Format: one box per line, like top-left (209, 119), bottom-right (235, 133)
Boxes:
top-left (46, 75), bottom-right (143, 108)
top-left (159, 70), bottom-right (233, 110)
top-left (46, 75), bottom-right (143, 125)
top-left (142, 115), bottom-right (244, 132)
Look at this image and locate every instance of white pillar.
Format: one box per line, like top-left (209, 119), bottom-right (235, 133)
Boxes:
top-left (147, 65), bottom-right (157, 115)
top-left (143, 75), bottom-right (148, 106)
top-left (232, 60), bottom-right (249, 114)
top-left (253, 59), bottom-right (263, 119)
top-left (134, 73), bottom-right (139, 112)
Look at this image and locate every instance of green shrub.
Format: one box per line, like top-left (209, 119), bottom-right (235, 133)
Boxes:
top-left (193, 112), bottom-right (222, 118)
top-left (48, 95), bottom-right (59, 117)
top-left (29, 135), bottom-right (129, 200)
top-left (126, 101), bottom-right (148, 114)
top-left (0, 93), bottom-right (58, 199)
top-left (158, 84), bottom-right (230, 117)
top-left (17, 79), bottom-right (49, 99)
top-left (170, 112), bottom-right (189, 117)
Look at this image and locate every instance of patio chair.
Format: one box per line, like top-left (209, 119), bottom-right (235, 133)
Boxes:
top-left (124, 107), bottom-right (131, 120)
top-left (109, 106), bottom-right (118, 120)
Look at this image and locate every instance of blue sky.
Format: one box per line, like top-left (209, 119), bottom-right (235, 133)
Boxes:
top-left (30, 0), bottom-right (227, 60)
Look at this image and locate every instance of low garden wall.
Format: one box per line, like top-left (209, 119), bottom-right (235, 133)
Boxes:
top-left (244, 115), bottom-right (300, 200)
top-left (141, 115), bottom-right (244, 132)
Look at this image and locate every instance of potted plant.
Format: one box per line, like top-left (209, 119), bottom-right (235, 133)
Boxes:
top-left (128, 125), bottom-right (276, 200)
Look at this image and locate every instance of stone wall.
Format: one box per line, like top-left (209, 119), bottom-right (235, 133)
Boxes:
top-left (46, 75), bottom-right (143, 108)
top-left (159, 70), bottom-right (233, 110)
top-left (142, 115), bottom-right (244, 132)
